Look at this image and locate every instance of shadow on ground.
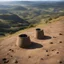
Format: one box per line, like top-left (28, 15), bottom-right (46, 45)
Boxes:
top-left (38, 35), bottom-right (52, 40)
top-left (25, 42), bottom-right (43, 49)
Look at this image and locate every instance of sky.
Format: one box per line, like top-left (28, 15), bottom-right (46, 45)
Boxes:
top-left (0, 0), bottom-right (63, 1)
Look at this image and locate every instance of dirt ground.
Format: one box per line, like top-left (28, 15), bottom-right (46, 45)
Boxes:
top-left (0, 20), bottom-right (64, 64)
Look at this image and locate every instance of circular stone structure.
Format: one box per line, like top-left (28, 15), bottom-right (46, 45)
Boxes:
top-left (36, 28), bottom-right (44, 39)
top-left (16, 34), bottom-right (31, 48)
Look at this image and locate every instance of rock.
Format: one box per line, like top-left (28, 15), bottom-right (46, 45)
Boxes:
top-left (59, 33), bottom-right (63, 35)
top-left (59, 61), bottom-right (62, 64)
top-left (9, 49), bottom-right (14, 52)
top-left (52, 49), bottom-right (55, 51)
top-left (12, 59), bottom-right (18, 64)
top-left (46, 50), bottom-right (48, 52)
top-left (57, 52), bottom-right (59, 54)
top-left (50, 42), bottom-right (53, 44)
top-left (53, 36), bottom-right (56, 38)
top-left (28, 56), bottom-right (31, 58)
top-left (15, 60), bottom-right (18, 63)
top-left (47, 54), bottom-right (49, 56)
top-left (59, 41), bottom-right (62, 43)
top-left (40, 58), bottom-right (44, 60)
top-left (11, 55), bottom-right (13, 57)
top-left (2, 58), bottom-right (9, 63)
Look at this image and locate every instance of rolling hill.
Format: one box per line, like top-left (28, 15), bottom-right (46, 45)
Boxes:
top-left (0, 1), bottom-right (64, 36)
top-left (0, 14), bottom-right (29, 35)
top-left (0, 16), bottom-right (64, 64)
top-left (13, 6), bottom-right (27, 10)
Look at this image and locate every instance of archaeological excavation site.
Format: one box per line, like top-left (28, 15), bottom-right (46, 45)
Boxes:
top-left (0, 1), bottom-right (64, 64)
top-left (16, 34), bottom-right (31, 48)
top-left (0, 20), bottom-right (64, 64)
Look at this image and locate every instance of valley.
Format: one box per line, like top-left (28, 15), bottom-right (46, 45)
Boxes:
top-left (0, 1), bottom-right (64, 36)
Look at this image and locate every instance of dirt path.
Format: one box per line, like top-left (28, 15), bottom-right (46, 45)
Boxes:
top-left (0, 20), bottom-right (64, 64)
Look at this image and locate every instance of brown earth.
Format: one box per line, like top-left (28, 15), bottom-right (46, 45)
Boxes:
top-left (0, 17), bottom-right (64, 64)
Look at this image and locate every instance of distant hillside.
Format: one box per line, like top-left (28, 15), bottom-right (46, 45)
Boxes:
top-left (0, 10), bottom-right (9, 14)
top-left (0, 14), bottom-right (29, 35)
top-left (0, 5), bottom-right (12, 9)
top-left (13, 6), bottom-right (27, 10)
top-left (0, 1), bottom-right (64, 36)
top-left (0, 1), bottom-right (35, 6)
top-left (0, 14), bottom-right (27, 23)
top-left (29, 1), bottom-right (64, 8)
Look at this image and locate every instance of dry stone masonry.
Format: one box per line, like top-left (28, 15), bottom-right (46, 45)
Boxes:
top-left (16, 34), bottom-right (31, 48)
top-left (36, 28), bottom-right (44, 39)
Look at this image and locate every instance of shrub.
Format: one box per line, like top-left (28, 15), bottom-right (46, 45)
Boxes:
top-left (0, 32), bottom-right (5, 36)
top-left (28, 24), bottom-right (35, 28)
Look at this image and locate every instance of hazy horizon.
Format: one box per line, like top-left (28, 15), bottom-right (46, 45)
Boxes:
top-left (0, 0), bottom-right (64, 1)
